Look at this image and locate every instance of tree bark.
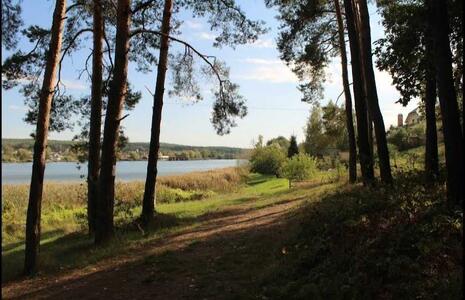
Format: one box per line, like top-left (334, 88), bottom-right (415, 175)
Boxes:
top-left (428, 0), bottom-right (464, 205)
top-left (354, 0), bottom-right (393, 184)
top-left (141, 0), bottom-right (173, 225)
top-left (334, 0), bottom-right (357, 183)
top-left (343, 0), bottom-right (374, 185)
top-left (87, 0), bottom-right (104, 235)
top-left (95, 0), bottom-right (131, 244)
top-left (424, 15), bottom-right (439, 182)
top-left (24, 0), bottom-right (67, 275)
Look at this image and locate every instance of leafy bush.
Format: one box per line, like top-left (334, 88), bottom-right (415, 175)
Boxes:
top-left (387, 123), bottom-right (425, 151)
top-left (250, 144), bottom-right (286, 176)
top-left (280, 154), bottom-right (317, 187)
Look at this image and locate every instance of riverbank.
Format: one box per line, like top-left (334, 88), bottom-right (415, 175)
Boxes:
top-left (2, 167), bottom-right (247, 247)
top-left (2, 139), bottom-right (249, 163)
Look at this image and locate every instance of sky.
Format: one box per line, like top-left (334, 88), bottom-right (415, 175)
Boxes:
top-left (1, 0), bottom-right (419, 148)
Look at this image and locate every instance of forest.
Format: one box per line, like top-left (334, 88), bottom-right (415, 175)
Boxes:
top-left (1, 0), bottom-right (463, 299)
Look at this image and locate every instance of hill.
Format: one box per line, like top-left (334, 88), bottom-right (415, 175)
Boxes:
top-left (1, 139), bottom-right (250, 162)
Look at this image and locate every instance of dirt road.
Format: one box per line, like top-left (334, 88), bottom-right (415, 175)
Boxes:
top-left (2, 195), bottom-right (305, 299)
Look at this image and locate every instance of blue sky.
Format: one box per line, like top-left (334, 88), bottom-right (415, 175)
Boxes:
top-left (1, 0), bottom-right (418, 148)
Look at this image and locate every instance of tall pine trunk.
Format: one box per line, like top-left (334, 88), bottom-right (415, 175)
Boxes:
top-left (424, 15), bottom-right (439, 181)
top-left (24, 0), bottom-right (67, 275)
top-left (334, 0), bottom-right (356, 183)
top-left (355, 0), bottom-right (392, 184)
top-left (343, 0), bottom-right (374, 185)
top-left (141, 0), bottom-right (173, 225)
top-left (87, 0), bottom-right (104, 235)
top-left (428, 0), bottom-right (464, 205)
top-left (95, 0), bottom-right (131, 244)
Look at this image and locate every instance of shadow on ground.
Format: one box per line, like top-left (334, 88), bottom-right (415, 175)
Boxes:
top-left (2, 193), bottom-right (305, 300)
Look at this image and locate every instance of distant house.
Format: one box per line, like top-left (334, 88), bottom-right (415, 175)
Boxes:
top-left (405, 108), bottom-right (420, 126)
top-left (158, 152), bottom-right (169, 160)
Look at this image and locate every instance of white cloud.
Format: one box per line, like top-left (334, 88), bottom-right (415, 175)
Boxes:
top-left (8, 104), bottom-right (27, 111)
top-left (240, 58), bottom-right (282, 65)
top-left (2, 74), bottom-right (87, 91)
top-left (235, 64), bottom-right (298, 84)
top-left (60, 80), bottom-right (87, 90)
top-left (250, 38), bottom-right (274, 48)
top-left (185, 19), bottom-right (202, 29)
top-left (197, 32), bottom-right (217, 41)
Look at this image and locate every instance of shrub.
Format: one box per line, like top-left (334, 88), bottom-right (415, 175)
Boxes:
top-left (280, 153), bottom-right (317, 187)
top-left (387, 123), bottom-right (425, 151)
top-left (250, 145), bottom-right (286, 176)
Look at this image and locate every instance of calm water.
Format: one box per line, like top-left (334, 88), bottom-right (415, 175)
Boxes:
top-left (1, 159), bottom-right (246, 184)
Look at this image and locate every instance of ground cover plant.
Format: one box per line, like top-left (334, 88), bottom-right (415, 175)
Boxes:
top-left (260, 170), bottom-right (462, 299)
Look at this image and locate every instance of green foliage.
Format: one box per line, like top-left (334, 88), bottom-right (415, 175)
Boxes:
top-left (1, 0), bottom-right (23, 50)
top-left (321, 101), bottom-right (348, 151)
top-left (387, 123), bottom-right (426, 151)
top-left (303, 102), bottom-right (350, 158)
top-left (250, 143), bottom-right (286, 176)
top-left (280, 154), bottom-right (317, 185)
top-left (265, 0), bottom-right (337, 103)
top-left (303, 105), bottom-right (329, 156)
top-left (375, 0), bottom-right (463, 105)
top-left (267, 136), bottom-right (290, 150)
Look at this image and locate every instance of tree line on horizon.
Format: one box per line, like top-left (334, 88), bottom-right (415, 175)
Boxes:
top-left (2, 138), bottom-right (249, 162)
top-left (1, 0), bottom-right (463, 277)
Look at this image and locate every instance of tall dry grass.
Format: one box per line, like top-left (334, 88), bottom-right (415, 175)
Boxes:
top-left (2, 167), bottom-right (247, 244)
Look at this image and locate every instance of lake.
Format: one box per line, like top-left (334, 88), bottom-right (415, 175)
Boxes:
top-left (1, 159), bottom-right (246, 184)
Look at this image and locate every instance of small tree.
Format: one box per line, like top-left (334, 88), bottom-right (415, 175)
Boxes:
top-left (287, 135), bottom-right (299, 158)
top-left (250, 144), bottom-right (286, 176)
top-left (280, 153), bottom-right (317, 188)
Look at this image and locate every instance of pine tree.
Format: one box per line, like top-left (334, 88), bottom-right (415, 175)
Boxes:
top-left (288, 135), bottom-right (299, 158)
top-left (24, 0), bottom-right (67, 275)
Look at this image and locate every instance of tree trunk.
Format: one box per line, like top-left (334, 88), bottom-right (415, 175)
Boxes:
top-left (334, 0), bottom-right (357, 183)
top-left (428, 0), bottom-right (464, 205)
top-left (95, 0), bottom-right (131, 244)
top-left (367, 114), bottom-right (373, 161)
top-left (424, 15), bottom-right (439, 182)
top-left (343, 0), bottom-right (374, 185)
top-left (24, 0), bottom-right (67, 275)
top-left (141, 0), bottom-right (173, 225)
top-left (87, 0), bottom-right (104, 235)
top-left (354, 0), bottom-right (393, 184)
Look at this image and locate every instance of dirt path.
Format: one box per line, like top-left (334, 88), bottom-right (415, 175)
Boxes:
top-left (2, 195), bottom-right (306, 299)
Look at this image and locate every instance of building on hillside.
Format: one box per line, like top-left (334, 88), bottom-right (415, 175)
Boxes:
top-left (397, 114), bottom-right (403, 127)
top-left (405, 108), bottom-right (420, 126)
top-left (158, 152), bottom-right (169, 160)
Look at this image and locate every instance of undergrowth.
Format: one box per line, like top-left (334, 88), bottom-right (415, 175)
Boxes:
top-left (261, 170), bottom-right (462, 299)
